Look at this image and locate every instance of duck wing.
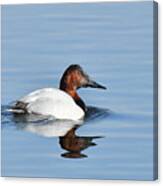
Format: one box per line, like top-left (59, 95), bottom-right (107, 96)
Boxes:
top-left (12, 88), bottom-right (84, 120)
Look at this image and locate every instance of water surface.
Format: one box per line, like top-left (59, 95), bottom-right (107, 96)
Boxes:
top-left (1, 2), bottom-right (156, 180)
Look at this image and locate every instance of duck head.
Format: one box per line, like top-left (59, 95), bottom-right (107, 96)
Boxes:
top-left (59, 64), bottom-right (106, 111)
top-left (60, 64), bottom-right (106, 91)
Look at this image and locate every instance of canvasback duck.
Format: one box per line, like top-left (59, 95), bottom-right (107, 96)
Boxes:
top-left (12, 64), bottom-right (106, 120)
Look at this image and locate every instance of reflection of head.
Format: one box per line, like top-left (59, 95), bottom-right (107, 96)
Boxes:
top-left (59, 127), bottom-right (102, 159)
top-left (61, 152), bottom-right (87, 159)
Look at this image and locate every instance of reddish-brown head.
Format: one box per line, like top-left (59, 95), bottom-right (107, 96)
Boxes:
top-left (59, 64), bottom-right (106, 111)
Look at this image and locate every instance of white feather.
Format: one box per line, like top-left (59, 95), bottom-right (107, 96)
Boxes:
top-left (18, 88), bottom-right (84, 120)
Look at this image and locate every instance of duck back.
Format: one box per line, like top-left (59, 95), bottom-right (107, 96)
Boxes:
top-left (14, 88), bottom-right (84, 120)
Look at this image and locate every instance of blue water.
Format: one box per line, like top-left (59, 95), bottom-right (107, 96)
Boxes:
top-left (1, 1), bottom-right (156, 180)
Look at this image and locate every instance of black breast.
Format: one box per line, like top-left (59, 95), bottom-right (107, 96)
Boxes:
top-left (75, 99), bottom-right (87, 112)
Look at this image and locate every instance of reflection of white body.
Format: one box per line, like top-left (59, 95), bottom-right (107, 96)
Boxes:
top-left (12, 106), bottom-right (108, 137)
top-left (23, 119), bottom-right (83, 137)
top-left (18, 88), bottom-right (84, 121)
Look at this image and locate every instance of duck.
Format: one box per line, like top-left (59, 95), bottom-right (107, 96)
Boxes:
top-left (11, 64), bottom-right (106, 120)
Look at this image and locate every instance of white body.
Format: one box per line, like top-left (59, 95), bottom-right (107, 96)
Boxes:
top-left (17, 88), bottom-right (85, 120)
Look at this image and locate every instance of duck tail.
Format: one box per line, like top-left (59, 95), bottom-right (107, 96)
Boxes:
top-left (9, 101), bottom-right (28, 114)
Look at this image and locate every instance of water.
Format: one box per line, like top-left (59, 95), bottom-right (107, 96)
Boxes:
top-left (1, 1), bottom-right (156, 180)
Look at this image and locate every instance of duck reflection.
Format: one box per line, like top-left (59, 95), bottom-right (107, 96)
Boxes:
top-left (11, 113), bottom-right (103, 159)
top-left (59, 126), bottom-right (102, 159)
top-left (3, 106), bottom-right (108, 159)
